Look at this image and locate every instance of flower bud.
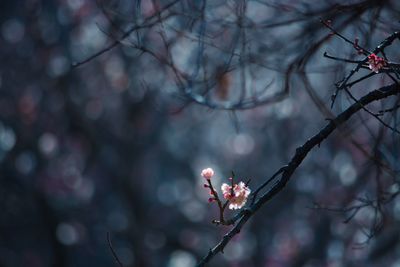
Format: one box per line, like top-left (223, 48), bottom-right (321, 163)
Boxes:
top-left (201, 168), bottom-right (214, 180)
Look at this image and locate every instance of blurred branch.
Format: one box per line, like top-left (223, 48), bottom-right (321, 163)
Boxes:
top-left (71, 0), bottom-right (180, 68)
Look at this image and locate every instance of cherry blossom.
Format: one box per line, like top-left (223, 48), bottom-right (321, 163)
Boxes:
top-left (221, 181), bottom-right (251, 210)
top-left (367, 53), bottom-right (386, 73)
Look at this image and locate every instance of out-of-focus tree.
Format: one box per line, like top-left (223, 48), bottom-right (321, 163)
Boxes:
top-left (1, 1), bottom-right (400, 267)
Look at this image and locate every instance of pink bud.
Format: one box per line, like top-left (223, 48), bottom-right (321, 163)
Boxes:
top-left (201, 168), bottom-right (215, 180)
top-left (353, 38), bottom-right (359, 49)
top-left (208, 197), bottom-right (215, 203)
top-left (203, 184), bottom-right (209, 188)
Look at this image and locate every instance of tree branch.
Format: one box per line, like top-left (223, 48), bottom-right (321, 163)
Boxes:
top-left (196, 82), bottom-right (400, 267)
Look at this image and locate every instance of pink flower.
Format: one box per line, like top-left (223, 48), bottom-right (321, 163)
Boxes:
top-left (221, 181), bottom-right (251, 210)
top-left (221, 183), bottom-right (232, 199)
top-left (367, 53), bottom-right (386, 73)
top-left (201, 168), bottom-right (214, 180)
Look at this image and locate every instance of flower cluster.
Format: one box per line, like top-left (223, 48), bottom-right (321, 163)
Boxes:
top-left (201, 167), bottom-right (251, 213)
top-left (367, 53), bottom-right (386, 73)
top-left (221, 181), bottom-right (251, 210)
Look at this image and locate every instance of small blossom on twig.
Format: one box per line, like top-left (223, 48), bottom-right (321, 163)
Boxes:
top-left (201, 168), bottom-right (252, 224)
top-left (201, 168), bottom-right (215, 180)
top-left (367, 53), bottom-right (386, 73)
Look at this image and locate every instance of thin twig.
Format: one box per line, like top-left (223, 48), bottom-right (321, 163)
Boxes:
top-left (107, 232), bottom-right (124, 267)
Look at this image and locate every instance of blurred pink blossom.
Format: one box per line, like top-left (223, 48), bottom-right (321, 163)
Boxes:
top-left (367, 53), bottom-right (386, 73)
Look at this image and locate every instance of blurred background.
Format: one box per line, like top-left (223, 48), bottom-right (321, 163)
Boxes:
top-left (1, 0), bottom-right (400, 266)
